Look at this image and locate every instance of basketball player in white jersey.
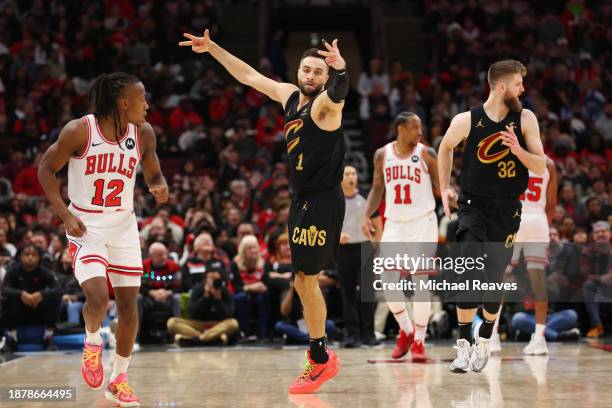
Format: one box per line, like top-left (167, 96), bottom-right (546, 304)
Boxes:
top-left (363, 111), bottom-right (439, 362)
top-left (489, 157), bottom-right (557, 354)
top-left (38, 73), bottom-right (168, 407)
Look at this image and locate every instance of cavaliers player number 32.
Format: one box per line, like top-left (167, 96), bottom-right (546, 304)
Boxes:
top-left (37, 73), bottom-right (168, 407)
top-left (437, 60), bottom-right (546, 374)
top-left (180, 29), bottom-right (348, 393)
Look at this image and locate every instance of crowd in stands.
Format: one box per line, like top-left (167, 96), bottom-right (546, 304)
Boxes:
top-left (0, 0), bottom-right (610, 350)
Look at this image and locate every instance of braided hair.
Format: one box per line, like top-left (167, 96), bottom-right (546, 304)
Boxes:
top-left (389, 111), bottom-right (418, 140)
top-left (88, 72), bottom-right (140, 148)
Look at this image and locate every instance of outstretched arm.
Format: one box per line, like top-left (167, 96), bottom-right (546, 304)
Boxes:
top-left (362, 148), bottom-right (385, 240)
top-left (438, 112), bottom-right (470, 217)
top-left (38, 119), bottom-right (88, 237)
top-left (180, 29), bottom-right (297, 107)
top-left (138, 122), bottom-right (168, 204)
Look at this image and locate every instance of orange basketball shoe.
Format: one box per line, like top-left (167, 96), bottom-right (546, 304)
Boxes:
top-left (411, 339), bottom-right (427, 363)
top-left (81, 341), bottom-right (104, 389)
top-left (105, 373), bottom-right (141, 407)
top-left (289, 350), bottom-right (340, 394)
top-left (391, 327), bottom-right (415, 359)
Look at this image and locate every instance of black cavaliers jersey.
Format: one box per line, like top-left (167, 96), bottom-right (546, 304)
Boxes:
top-left (283, 90), bottom-right (345, 196)
top-left (459, 104), bottom-right (529, 198)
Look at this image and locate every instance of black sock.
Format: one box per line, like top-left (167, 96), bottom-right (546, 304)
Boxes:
top-left (478, 319), bottom-right (495, 339)
top-left (309, 336), bottom-right (329, 364)
top-left (459, 322), bottom-right (473, 345)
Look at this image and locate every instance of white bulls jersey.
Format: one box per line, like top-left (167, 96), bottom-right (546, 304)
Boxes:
top-left (519, 167), bottom-right (550, 215)
top-left (67, 114), bottom-right (141, 213)
top-left (383, 142), bottom-right (435, 222)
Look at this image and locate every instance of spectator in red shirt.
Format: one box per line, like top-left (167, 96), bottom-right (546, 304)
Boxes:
top-left (255, 102), bottom-right (284, 147)
top-left (12, 153), bottom-right (45, 196)
top-left (139, 243), bottom-right (181, 342)
top-left (168, 99), bottom-right (203, 136)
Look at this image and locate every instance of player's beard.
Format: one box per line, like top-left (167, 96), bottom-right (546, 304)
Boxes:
top-left (298, 80), bottom-right (323, 98)
top-left (504, 92), bottom-right (522, 112)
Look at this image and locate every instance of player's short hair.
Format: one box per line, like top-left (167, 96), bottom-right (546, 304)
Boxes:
top-left (390, 111), bottom-right (419, 138)
top-left (487, 60), bottom-right (527, 87)
top-left (300, 48), bottom-right (325, 64)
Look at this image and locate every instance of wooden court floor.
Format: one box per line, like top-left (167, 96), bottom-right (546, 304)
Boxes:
top-left (1, 341), bottom-right (612, 407)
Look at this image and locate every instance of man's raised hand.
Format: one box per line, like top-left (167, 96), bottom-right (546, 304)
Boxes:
top-left (179, 29), bottom-right (212, 54)
top-left (318, 39), bottom-right (346, 70)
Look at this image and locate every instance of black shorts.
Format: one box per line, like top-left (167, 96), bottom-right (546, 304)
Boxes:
top-left (454, 192), bottom-right (522, 289)
top-left (456, 192), bottom-right (522, 243)
top-left (288, 185), bottom-right (345, 275)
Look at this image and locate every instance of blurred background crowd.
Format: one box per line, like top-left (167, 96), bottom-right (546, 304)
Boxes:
top-left (0, 0), bottom-right (609, 351)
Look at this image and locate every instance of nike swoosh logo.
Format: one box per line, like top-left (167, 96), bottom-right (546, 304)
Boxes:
top-left (309, 367), bottom-right (326, 382)
top-left (91, 142), bottom-right (103, 147)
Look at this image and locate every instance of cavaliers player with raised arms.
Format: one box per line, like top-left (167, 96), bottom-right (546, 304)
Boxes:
top-left (362, 112), bottom-right (440, 363)
top-left (38, 73), bottom-right (168, 407)
top-left (179, 29), bottom-right (348, 393)
top-left (438, 60), bottom-right (546, 373)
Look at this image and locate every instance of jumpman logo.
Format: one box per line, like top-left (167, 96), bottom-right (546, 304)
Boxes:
top-left (513, 209), bottom-right (520, 218)
top-left (302, 202), bottom-right (308, 211)
top-left (476, 119), bottom-right (484, 128)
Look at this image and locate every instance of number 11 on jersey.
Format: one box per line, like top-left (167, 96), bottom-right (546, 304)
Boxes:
top-left (393, 184), bottom-right (412, 204)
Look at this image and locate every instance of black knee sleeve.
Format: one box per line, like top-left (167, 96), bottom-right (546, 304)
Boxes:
top-left (483, 301), bottom-right (501, 315)
top-left (457, 301), bottom-right (478, 310)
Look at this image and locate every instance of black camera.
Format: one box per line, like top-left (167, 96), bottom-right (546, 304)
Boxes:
top-left (212, 278), bottom-right (225, 289)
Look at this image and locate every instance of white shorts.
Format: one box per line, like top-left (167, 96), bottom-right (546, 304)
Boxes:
top-left (380, 211), bottom-right (438, 275)
top-left (511, 211), bottom-right (549, 268)
top-left (67, 205), bottom-right (142, 287)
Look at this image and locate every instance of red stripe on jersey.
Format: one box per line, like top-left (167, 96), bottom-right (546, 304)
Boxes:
top-left (107, 264), bottom-right (143, 271)
top-left (80, 254), bottom-right (109, 263)
top-left (71, 203), bottom-right (103, 213)
top-left (95, 117), bottom-right (129, 145)
top-left (107, 269), bottom-right (143, 276)
top-left (74, 116), bottom-right (91, 159)
top-left (135, 124), bottom-right (141, 160)
top-left (82, 259), bottom-right (108, 267)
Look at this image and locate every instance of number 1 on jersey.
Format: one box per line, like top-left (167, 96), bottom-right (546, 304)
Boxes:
top-left (296, 153), bottom-right (304, 171)
top-left (393, 184), bottom-right (412, 204)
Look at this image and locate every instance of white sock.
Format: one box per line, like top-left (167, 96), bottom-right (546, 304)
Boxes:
top-left (111, 354), bottom-right (131, 381)
top-left (8, 329), bottom-right (17, 340)
top-left (414, 323), bottom-right (427, 342)
top-left (86, 327), bottom-right (103, 346)
top-left (44, 329), bottom-right (54, 339)
top-left (412, 300), bottom-right (431, 343)
top-left (387, 302), bottom-right (413, 334)
top-left (535, 324), bottom-right (546, 338)
top-left (493, 304), bottom-right (502, 336)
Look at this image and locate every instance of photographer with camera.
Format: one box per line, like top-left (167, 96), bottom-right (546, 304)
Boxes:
top-left (167, 269), bottom-right (238, 347)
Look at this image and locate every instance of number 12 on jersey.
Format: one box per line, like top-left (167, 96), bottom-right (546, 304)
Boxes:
top-left (91, 179), bottom-right (124, 207)
top-left (393, 184), bottom-right (412, 205)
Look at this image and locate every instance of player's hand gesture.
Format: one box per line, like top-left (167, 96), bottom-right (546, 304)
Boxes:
top-left (499, 124), bottom-right (524, 156)
top-left (361, 217), bottom-right (375, 241)
top-left (441, 187), bottom-right (458, 218)
top-left (64, 213), bottom-right (87, 237)
top-left (179, 29), bottom-right (212, 54)
top-left (318, 39), bottom-right (346, 70)
top-left (149, 184), bottom-right (169, 203)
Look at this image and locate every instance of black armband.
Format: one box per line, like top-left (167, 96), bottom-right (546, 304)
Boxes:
top-left (327, 68), bottom-right (349, 103)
